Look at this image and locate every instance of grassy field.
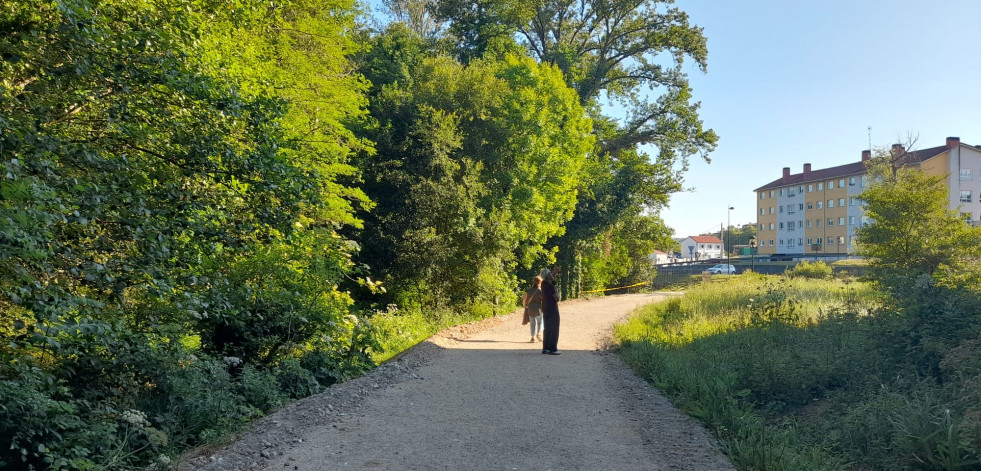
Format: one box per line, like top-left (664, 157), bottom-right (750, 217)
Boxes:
top-left (616, 273), bottom-right (981, 470)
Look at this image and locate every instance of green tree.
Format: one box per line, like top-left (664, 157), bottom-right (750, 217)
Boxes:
top-left (432, 0), bottom-right (717, 297)
top-left (0, 0), bottom-right (375, 466)
top-left (857, 156), bottom-right (981, 294)
top-left (354, 25), bottom-right (592, 311)
top-left (857, 152), bottom-right (981, 373)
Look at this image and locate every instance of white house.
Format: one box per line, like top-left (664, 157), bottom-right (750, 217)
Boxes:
top-left (650, 250), bottom-right (673, 265)
top-left (679, 235), bottom-right (724, 260)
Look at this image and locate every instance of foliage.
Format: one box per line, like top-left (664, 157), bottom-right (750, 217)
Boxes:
top-left (785, 260), bottom-right (832, 279)
top-left (577, 212), bottom-right (673, 295)
top-left (858, 156), bottom-right (981, 297)
top-left (431, 0), bottom-right (718, 300)
top-left (0, 0), bottom-right (377, 468)
top-left (616, 274), bottom-right (981, 470)
top-left (858, 155), bottom-right (981, 375)
top-left (353, 25), bottom-right (593, 312)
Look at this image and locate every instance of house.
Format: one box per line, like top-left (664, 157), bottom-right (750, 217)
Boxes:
top-left (754, 137), bottom-right (981, 255)
top-left (650, 250), bottom-right (673, 265)
top-left (679, 235), bottom-right (724, 260)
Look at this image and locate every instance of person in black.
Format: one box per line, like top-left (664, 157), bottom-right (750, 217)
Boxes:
top-left (540, 268), bottom-right (561, 355)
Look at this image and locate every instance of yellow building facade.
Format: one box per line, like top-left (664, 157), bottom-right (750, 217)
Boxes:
top-left (754, 138), bottom-right (981, 256)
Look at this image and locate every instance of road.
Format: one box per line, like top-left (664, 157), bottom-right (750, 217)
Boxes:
top-left (180, 293), bottom-right (736, 471)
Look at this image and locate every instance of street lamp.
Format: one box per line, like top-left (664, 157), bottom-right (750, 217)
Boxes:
top-left (749, 235), bottom-right (757, 273)
top-left (727, 206), bottom-right (733, 272)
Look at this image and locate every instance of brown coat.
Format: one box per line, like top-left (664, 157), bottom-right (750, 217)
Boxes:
top-left (521, 286), bottom-right (543, 325)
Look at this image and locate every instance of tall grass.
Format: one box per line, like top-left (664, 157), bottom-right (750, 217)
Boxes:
top-left (616, 274), bottom-right (981, 470)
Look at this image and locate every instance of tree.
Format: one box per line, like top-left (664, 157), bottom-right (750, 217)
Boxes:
top-left (433, 0), bottom-right (717, 297)
top-left (383, 0), bottom-right (445, 38)
top-left (353, 25), bottom-right (592, 310)
top-left (0, 1), bottom-right (376, 466)
top-left (857, 150), bottom-right (981, 373)
top-left (857, 153), bottom-right (981, 293)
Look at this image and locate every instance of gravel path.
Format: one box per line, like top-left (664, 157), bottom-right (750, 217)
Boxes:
top-left (180, 293), bottom-right (735, 471)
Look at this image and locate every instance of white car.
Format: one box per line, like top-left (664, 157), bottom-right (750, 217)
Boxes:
top-left (706, 264), bottom-right (737, 274)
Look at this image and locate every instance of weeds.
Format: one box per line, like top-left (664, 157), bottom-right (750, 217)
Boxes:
top-left (615, 275), bottom-right (981, 470)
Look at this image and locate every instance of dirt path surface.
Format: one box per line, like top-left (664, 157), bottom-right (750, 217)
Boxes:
top-left (181, 293), bottom-right (736, 471)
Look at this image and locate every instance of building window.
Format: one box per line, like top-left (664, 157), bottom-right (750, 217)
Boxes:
top-left (779, 206), bottom-right (784, 213)
top-left (760, 192), bottom-right (765, 200)
top-left (807, 184), bottom-right (813, 192)
top-left (769, 190), bottom-right (774, 197)
top-left (760, 208), bottom-right (765, 215)
top-left (799, 221), bottom-right (804, 228)
top-left (861, 176), bottom-right (868, 187)
top-left (827, 218), bottom-right (834, 226)
top-left (779, 239), bottom-right (784, 246)
top-left (779, 189), bottom-right (784, 196)
top-left (769, 223), bottom-right (774, 230)
top-left (961, 190), bottom-right (972, 203)
top-left (839, 198), bottom-right (845, 207)
top-left (849, 216), bottom-right (855, 225)
top-left (817, 183), bottom-right (823, 191)
top-left (799, 203), bottom-right (804, 211)
top-left (961, 169), bottom-right (972, 181)
top-left (799, 186), bottom-right (804, 193)
top-left (807, 220), bottom-right (812, 228)
top-left (828, 181), bottom-right (834, 189)
top-left (807, 238), bottom-right (812, 245)
top-left (839, 179), bottom-right (845, 187)
top-left (828, 199), bottom-right (834, 208)
top-left (849, 197), bottom-right (856, 206)
top-left (779, 222), bottom-right (784, 229)
top-left (963, 213), bottom-right (972, 222)
top-left (759, 224), bottom-right (764, 231)
top-left (838, 236), bottom-right (845, 244)
top-left (816, 219), bottom-right (822, 227)
top-left (798, 238), bottom-right (803, 246)
top-left (849, 177), bottom-right (856, 186)
top-left (769, 239), bottom-right (774, 246)
top-left (807, 202), bottom-right (813, 210)
top-left (817, 201), bottom-right (823, 209)
top-left (769, 207), bottom-right (775, 214)
top-left (839, 217), bottom-right (845, 226)
top-left (828, 237), bottom-right (835, 244)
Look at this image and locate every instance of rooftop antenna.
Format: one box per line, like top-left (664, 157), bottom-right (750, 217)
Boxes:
top-left (868, 126), bottom-right (872, 152)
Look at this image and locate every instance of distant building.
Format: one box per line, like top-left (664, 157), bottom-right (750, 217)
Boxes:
top-left (650, 250), bottom-right (673, 265)
top-left (679, 235), bottom-right (723, 260)
top-left (754, 137), bottom-right (981, 255)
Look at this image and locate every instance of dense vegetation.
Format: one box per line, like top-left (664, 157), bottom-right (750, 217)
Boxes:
top-left (1, 0), bottom-right (711, 468)
top-left (617, 156), bottom-right (981, 470)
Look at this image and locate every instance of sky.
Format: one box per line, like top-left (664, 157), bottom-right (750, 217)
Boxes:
top-left (661, 0), bottom-right (981, 237)
top-left (364, 0), bottom-right (981, 238)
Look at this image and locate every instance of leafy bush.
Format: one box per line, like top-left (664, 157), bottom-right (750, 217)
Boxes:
top-left (786, 260), bottom-right (832, 279)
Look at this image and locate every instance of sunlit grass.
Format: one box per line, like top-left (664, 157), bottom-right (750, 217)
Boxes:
top-left (615, 274), bottom-right (883, 470)
top-left (618, 274), bottom-right (876, 347)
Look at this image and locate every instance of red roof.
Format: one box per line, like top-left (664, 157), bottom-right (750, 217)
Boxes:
top-left (754, 145), bottom-right (949, 191)
top-left (688, 236), bottom-right (722, 244)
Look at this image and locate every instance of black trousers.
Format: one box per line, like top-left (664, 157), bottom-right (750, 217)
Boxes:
top-left (542, 311), bottom-right (560, 352)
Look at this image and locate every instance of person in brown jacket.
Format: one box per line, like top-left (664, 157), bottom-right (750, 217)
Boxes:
top-left (521, 276), bottom-right (544, 342)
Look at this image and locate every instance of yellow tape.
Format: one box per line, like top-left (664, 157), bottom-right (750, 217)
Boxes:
top-left (580, 281), bottom-right (650, 294)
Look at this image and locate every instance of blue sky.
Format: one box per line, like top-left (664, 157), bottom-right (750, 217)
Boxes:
top-left (663, 0), bottom-right (981, 237)
top-left (364, 1), bottom-right (981, 238)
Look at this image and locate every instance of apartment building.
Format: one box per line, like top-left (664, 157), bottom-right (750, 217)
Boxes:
top-left (754, 137), bottom-right (981, 256)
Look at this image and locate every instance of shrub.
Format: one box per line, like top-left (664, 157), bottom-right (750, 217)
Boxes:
top-left (786, 260), bottom-right (832, 279)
